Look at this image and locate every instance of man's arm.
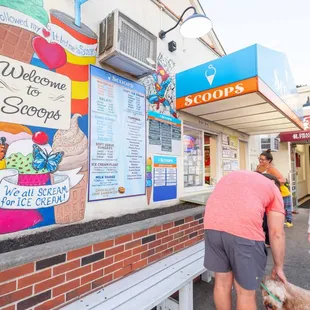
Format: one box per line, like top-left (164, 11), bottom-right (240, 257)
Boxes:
top-left (267, 211), bottom-right (287, 283)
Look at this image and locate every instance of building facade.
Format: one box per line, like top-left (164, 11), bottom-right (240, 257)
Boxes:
top-left (0, 0), bottom-right (304, 309)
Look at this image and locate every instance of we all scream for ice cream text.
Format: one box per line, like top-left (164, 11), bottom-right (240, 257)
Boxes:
top-left (0, 184), bottom-right (69, 208)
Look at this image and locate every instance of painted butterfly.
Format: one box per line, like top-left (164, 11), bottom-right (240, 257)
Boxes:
top-left (32, 144), bottom-right (64, 173)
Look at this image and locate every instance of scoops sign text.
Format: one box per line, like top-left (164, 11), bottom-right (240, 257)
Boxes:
top-left (176, 77), bottom-right (258, 110)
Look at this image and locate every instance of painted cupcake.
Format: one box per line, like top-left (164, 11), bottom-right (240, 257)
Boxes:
top-left (6, 131), bottom-right (63, 186)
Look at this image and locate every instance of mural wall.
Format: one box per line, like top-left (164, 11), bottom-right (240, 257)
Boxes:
top-left (0, 0), bottom-right (97, 234)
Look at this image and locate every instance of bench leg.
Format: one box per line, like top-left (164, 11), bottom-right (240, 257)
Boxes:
top-left (179, 281), bottom-right (193, 310)
top-left (201, 270), bottom-right (213, 283)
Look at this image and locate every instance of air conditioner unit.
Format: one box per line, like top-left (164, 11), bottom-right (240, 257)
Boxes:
top-left (98, 10), bottom-right (157, 78)
top-left (260, 137), bottom-right (280, 152)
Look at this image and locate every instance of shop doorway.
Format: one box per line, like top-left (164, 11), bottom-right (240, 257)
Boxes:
top-left (183, 126), bottom-right (217, 190)
top-left (239, 141), bottom-right (248, 170)
top-left (204, 134), bottom-right (217, 185)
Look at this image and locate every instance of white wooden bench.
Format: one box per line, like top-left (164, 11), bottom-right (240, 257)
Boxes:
top-left (63, 242), bottom-right (212, 310)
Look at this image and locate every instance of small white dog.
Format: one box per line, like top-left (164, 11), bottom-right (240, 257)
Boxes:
top-left (261, 277), bottom-right (310, 309)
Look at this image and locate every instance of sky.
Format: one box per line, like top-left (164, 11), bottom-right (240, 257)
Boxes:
top-left (200, 0), bottom-right (310, 85)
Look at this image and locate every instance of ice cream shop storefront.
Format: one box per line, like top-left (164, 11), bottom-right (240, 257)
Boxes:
top-left (177, 43), bottom-right (304, 203)
top-left (0, 0), bottom-right (304, 307)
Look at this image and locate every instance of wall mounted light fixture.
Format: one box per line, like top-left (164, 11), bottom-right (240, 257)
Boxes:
top-left (159, 6), bottom-right (212, 40)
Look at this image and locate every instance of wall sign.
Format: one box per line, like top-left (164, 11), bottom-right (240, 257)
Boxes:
top-left (153, 156), bottom-right (177, 202)
top-left (279, 130), bottom-right (310, 142)
top-left (0, 55), bottom-right (71, 130)
top-left (222, 134), bottom-right (239, 172)
top-left (148, 111), bottom-right (181, 155)
top-left (88, 66), bottom-right (146, 201)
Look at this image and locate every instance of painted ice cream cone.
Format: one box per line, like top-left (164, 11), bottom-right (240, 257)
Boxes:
top-left (146, 186), bottom-right (152, 205)
top-left (146, 157), bottom-right (152, 205)
top-left (52, 114), bottom-right (88, 224)
top-left (53, 170), bottom-right (87, 223)
top-left (0, 0), bottom-right (49, 63)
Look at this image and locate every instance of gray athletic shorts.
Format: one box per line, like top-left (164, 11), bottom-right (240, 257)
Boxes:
top-left (204, 230), bottom-right (267, 290)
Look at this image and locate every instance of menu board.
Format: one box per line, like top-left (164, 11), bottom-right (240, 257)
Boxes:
top-left (153, 156), bottom-right (177, 202)
top-left (88, 66), bottom-right (146, 201)
top-left (148, 111), bottom-right (181, 155)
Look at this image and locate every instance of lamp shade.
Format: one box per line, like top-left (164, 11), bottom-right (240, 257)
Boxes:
top-left (180, 13), bottom-right (212, 38)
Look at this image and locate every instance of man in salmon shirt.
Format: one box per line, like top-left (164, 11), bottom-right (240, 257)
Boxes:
top-left (204, 170), bottom-right (286, 310)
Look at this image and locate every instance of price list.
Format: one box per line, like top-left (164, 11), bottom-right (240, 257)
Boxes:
top-left (89, 66), bottom-right (146, 201)
top-left (148, 111), bottom-right (181, 156)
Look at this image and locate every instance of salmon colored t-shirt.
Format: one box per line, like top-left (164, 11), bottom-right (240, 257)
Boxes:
top-left (204, 171), bottom-right (285, 241)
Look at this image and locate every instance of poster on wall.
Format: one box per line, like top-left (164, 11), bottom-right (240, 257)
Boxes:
top-left (88, 66), bottom-right (146, 201)
top-left (231, 160), bottom-right (239, 171)
top-left (140, 53), bottom-right (181, 156)
top-left (148, 111), bottom-right (181, 155)
top-left (229, 136), bottom-right (239, 148)
top-left (222, 134), bottom-right (229, 145)
top-left (222, 134), bottom-right (239, 173)
top-left (0, 0), bottom-right (97, 234)
top-left (223, 159), bottom-right (231, 171)
top-left (153, 156), bottom-right (177, 202)
top-left (222, 146), bottom-right (231, 158)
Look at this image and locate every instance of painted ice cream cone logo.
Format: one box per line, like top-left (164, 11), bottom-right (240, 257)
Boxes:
top-left (205, 64), bottom-right (216, 86)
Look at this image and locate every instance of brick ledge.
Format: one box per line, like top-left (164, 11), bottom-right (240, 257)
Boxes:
top-left (0, 206), bottom-right (204, 271)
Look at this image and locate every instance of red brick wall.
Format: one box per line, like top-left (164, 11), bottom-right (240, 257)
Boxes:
top-left (0, 213), bottom-right (204, 310)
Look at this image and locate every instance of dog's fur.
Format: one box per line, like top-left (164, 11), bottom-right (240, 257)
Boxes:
top-left (262, 277), bottom-right (310, 309)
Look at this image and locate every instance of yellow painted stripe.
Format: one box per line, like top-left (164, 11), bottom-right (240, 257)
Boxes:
top-left (66, 51), bottom-right (96, 65)
top-left (72, 81), bottom-right (89, 99)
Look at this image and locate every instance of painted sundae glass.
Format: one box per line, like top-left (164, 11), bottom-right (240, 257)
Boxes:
top-left (6, 131), bottom-right (63, 186)
top-left (50, 8), bottom-right (97, 115)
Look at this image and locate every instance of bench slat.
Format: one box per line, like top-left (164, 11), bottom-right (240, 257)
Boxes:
top-left (105, 256), bottom-right (204, 310)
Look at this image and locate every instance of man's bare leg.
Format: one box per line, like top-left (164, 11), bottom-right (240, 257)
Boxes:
top-left (214, 271), bottom-right (233, 310)
top-left (234, 279), bottom-right (257, 310)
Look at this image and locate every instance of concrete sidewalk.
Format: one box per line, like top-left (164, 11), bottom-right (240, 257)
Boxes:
top-left (193, 208), bottom-right (310, 309)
